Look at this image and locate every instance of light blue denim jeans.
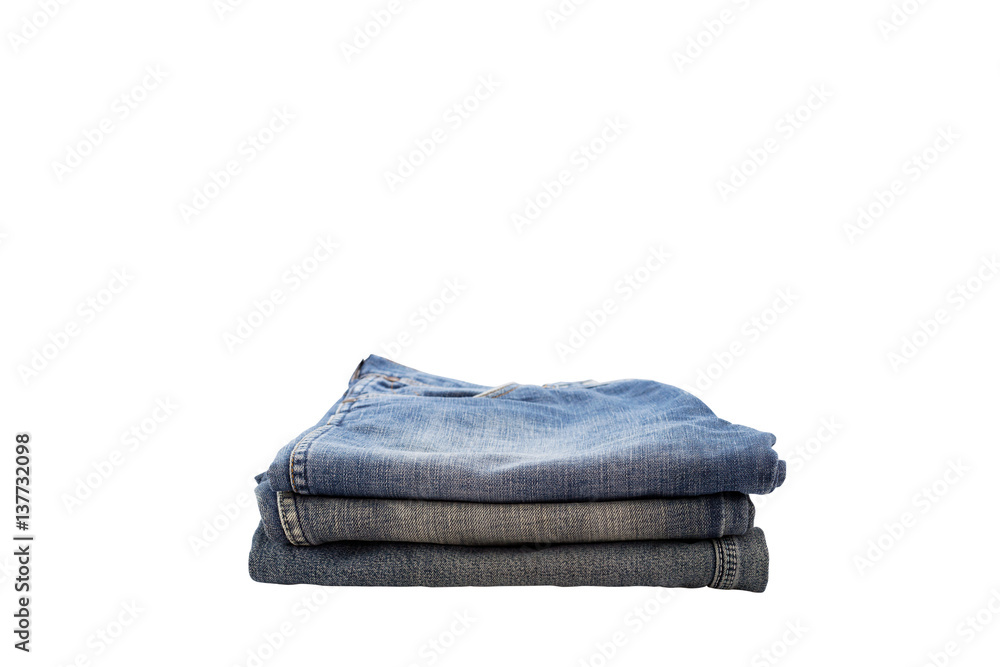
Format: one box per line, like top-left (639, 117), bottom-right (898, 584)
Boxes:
top-left (266, 355), bottom-right (785, 502)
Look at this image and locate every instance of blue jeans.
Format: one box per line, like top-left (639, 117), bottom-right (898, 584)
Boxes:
top-left (265, 355), bottom-right (785, 502)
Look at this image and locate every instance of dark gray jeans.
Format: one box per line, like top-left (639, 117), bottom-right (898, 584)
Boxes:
top-left (248, 522), bottom-right (770, 591)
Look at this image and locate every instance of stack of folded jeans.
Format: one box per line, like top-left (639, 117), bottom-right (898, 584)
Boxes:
top-left (250, 355), bottom-right (785, 592)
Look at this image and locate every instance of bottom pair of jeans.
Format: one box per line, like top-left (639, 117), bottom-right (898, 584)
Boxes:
top-left (247, 522), bottom-right (770, 592)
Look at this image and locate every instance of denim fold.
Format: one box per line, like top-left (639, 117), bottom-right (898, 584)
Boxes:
top-left (248, 522), bottom-right (770, 592)
top-left (266, 355), bottom-right (785, 502)
top-left (255, 476), bottom-right (755, 546)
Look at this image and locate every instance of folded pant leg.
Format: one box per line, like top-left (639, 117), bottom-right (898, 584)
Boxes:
top-left (267, 355), bottom-right (786, 501)
top-left (248, 522), bottom-right (769, 592)
top-left (258, 478), bottom-right (755, 546)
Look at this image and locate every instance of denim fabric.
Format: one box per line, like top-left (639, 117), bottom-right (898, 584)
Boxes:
top-left (266, 355), bottom-right (784, 502)
top-left (249, 522), bottom-right (769, 591)
top-left (255, 476), bottom-right (755, 546)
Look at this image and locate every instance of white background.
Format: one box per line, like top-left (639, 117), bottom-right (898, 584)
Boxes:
top-left (2, 0), bottom-right (999, 665)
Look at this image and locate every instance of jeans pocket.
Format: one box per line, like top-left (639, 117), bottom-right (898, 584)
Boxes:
top-left (356, 373), bottom-right (500, 400)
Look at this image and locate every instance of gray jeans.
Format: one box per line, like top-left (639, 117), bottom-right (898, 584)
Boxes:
top-left (249, 522), bottom-right (770, 591)
top-left (255, 476), bottom-right (755, 546)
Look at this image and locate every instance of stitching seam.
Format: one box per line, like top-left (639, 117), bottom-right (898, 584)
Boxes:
top-left (277, 492), bottom-right (310, 546)
top-left (288, 374), bottom-right (381, 494)
top-left (352, 372), bottom-right (436, 387)
top-left (711, 536), bottom-right (740, 590)
top-left (471, 383), bottom-right (518, 398)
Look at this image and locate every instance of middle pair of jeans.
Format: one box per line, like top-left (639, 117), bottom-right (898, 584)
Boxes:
top-left (255, 475), bottom-right (755, 546)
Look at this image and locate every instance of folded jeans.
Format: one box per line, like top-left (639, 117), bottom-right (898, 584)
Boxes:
top-left (255, 475), bottom-right (756, 546)
top-left (266, 355), bottom-right (785, 502)
top-left (248, 522), bottom-right (770, 592)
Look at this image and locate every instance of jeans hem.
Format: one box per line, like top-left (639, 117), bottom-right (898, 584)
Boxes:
top-left (710, 535), bottom-right (740, 590)
top-left (276, 491), bottom-right (311, 546)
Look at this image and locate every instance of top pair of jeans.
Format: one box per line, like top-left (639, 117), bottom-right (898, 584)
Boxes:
top-left (266, 355), bottom-right (785, 502)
